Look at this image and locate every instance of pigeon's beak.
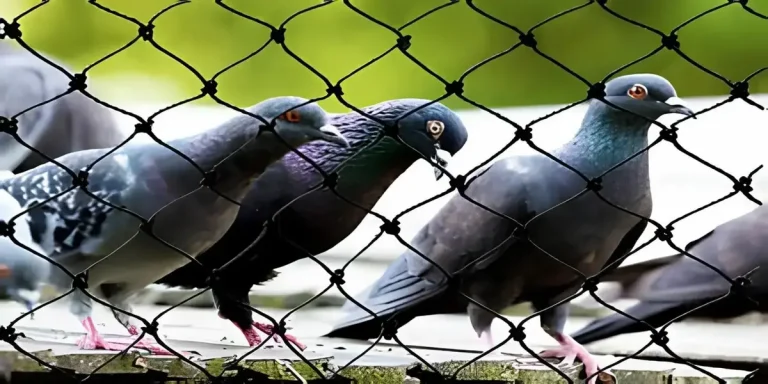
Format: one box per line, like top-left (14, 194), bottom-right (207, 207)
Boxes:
top-left (431, 146), bottom-right (451, 180)
top-left (664, 96), bottom-right (696, 119)
top-left (319, 124), bottom-right (350, 148)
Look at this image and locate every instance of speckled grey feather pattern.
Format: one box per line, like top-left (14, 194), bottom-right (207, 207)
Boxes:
top-left (0, 98), bottom-right (340, 324)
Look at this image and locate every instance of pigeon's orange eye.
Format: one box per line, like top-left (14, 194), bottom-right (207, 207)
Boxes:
top-left (279, 110), bottom-right (301, 123)
top-left (627, 84), bottom-right (648, 100)
top-left (426, 120), bottom-right (444, 139)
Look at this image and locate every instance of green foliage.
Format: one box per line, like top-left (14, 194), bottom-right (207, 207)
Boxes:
top-left (11, 0), bottom-right (768, 112)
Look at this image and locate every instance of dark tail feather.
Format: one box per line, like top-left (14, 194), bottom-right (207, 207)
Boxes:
top-left (324, 256), bottom-right (446, 340)
top-left (571, 301), bottom-right (683, 345)
top-left (601, 254), bottom-right (681, 288)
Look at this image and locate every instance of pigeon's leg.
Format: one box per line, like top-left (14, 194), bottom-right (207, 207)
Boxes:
top-left (101, 284), bottom-right (174, 356)
top-left (70, 289), bottom-right (125, 351)
top-left (536, 304), bottom-right (614, 384)
top-left (252, 322), bottom-right (307, 351)
top-left (214, 284), bottom-right (306, 350)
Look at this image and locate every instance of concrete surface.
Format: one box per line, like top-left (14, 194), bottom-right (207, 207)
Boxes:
top-left (0, 300), bottom-right (756, 382)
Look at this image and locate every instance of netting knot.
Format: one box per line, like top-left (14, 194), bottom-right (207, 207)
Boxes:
top-left (587, 82), bottom-right (606, 100)
top-left (142, 321), bottom-right (159, 337)
top-left (383, 124), bottom-right (399, 139)
top-left (596, 0), bottom-right (608, 4)
top-left (0, 326), bottom-right (19, 343)
top-left (0, 117), bottom-right (18, 135)
top-left (273, 321), bottom-right (287, 336)
top-left (396, 35), bottom-right (411, 51)
top-left (69, 73), bottom-right (88, 92)
top-left (655, 227), bottom-right (673, 241)
top-left (138, 24), bottom-right (154, 40)
top-left (509, 325), bottom-right (526, 342)
top-left (0, 220), bottom-right (14, 237)
top-left (729, 0), bottom-right (747, 5)
top-left (659, 127), bottom-right (678, 142)
top-left (139, 218), bottom-right (155, 234)
top-left (201, 80), bottom-right (218, 96)
top-left (730, 81), bottom-right (750, 99)
top-left (72, 272), bottom-right (88, 290)
top-left (514, 127), bottom-right (533, 142)
top-left (323, 172), bottom-right (339, 189)
top-left (0, 19), bottom-right (21, 39)
top-left (330, 269), bottom-right (345, 285)
top-left (518, 32), bottom-right (537, 48)
top-left (450, 174), bottom-right (467, 192)
top-left (734, 175), bottom-right (754, 194)
top-left (271, 27), bottom-right (286, 44)
top-left (382, 319), bottom-right (398, 340)
top-left (134, 121), bottom-right (152, 134)
top-left (73, 170), bottom-right (89, 188)
top-left (380, 219), bottom-right (400, 235)
top-left (650, 330), bottom-right (668, 346)
top-left (731, 275), bottom-right (752, 293)
top-left (661, 34), bottom-right (680, 50)
top-left (200, 170), bottom-right (218, 188)
top-left (259, 121), bottom-right (276, 134)
top-left (205, 268), bottom-right (221, 286)
top-left (445, 81), bottom-right (464, 96)
top-left (582, 277), bottom-right (599, 293)
top-left (326, 84), bottom-right (343, 97)
top-left (586, 177), bottom-right (603, 192)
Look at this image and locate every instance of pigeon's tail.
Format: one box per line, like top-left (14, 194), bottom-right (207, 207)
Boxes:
top-left (570, 300), bottom-right (684, 345)
top-left (324, 256), bottom-right (448, 340)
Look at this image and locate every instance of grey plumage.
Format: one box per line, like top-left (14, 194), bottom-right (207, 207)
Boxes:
top-left (326, 74), bottom-right (695, 384)
top-left (0, 40), bottom-right (126, 173)
top-left (0, 96), bottom-right (348, 354)
top-left (0, 171), bottom-right (50, 316)
top-left (571, 204), bottom-right (768, 345)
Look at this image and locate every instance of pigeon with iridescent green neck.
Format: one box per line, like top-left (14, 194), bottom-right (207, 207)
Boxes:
top-left (326, 74), bottom-right (695, 384)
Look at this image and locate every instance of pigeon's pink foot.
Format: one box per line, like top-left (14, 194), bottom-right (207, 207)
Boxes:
top-left (100, 325), bottom-right (175, 356)
top-left (539, 333), bottom-right (611, 384)
top-left (76, 317), bottom-right (127, 351)
top-left (252, 322), bottom-right (306, 351)
top-left (233, 321), bottom-right (263, 347)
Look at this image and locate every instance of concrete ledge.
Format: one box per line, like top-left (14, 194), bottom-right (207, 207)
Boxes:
top-left (0, 343), bottom-right (749, 383)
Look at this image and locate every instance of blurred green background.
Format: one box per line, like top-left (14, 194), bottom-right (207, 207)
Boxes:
top-left (7, 0), bottom-right (768, 112)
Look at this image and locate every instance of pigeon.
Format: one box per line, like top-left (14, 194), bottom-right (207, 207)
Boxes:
top-left (0, 96), bottom-right (349, 355)
top-left (570, 204), bottom-right (768, 345)
top-left (324, 74), bottom-right (695, 384)
top-left (0, 40), bottom-right (126, 173)
top-left (155, 99), bottom-right (468, 350)
top-left (0, 171), bottom-right (50, 317)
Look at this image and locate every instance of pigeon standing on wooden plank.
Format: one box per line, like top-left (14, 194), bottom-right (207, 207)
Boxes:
top-left (571, 204), bottom-right (768, 345)
top-left (0, 171), bottom-right (50, 316)
top-left (0, 41), bottom-right (126, 173)
top-left (155, 99), bottom-right (468, 350)
top-left (0, 96), bottom-right (349, 355)
top-left (325, 74), bottom-right (695, 384)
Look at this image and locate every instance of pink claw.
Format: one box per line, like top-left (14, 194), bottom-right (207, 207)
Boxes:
top-left (252, 322), bottom-right (306, 351)
top-left (76, 318), bottom-right (175, 356)
top-left (539, 333), bottom-right (607, 384)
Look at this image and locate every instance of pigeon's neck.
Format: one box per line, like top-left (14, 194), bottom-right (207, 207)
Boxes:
top-left (286, 123), bottom-right (416, 204)
top-left (172, 115), bottom-right (294, 192)
top-left (556, 102), bottom-right (651, 177)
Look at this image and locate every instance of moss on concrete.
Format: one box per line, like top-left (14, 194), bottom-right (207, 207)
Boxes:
top-left (332, 364), bottom-right (408, 383)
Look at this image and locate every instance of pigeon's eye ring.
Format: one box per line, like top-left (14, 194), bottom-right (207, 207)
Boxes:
top-left (279, 110), bottom-right (301, 123)
top-left (627, 84), bottom-right (648, 100)
top-left (427, 120), bottom-right (444, 138)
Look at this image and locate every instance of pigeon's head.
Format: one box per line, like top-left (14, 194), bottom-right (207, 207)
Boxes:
top-left (387, 99), bottom-right (469, 180)
top-left (254, 96), bottom-right (350, 148)
top-left (602, 74), bottom-right (695, 121)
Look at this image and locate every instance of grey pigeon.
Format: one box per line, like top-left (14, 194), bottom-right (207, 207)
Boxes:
top-left (0, 171), bottom-right (50, 317)
top-left (155, 99), bottom-right (468, 350)
top-left (0, 40), bottom-right (126, 173)
top-left (571, 204), bottom-right (768, 345)
top-left (0, 96), bottom-right (348, 355)
top-left (324, 74), bottom-right (695, 384)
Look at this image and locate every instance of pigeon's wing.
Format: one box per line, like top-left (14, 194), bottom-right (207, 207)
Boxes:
top-left (0, 54), bottom-right (67, 171)
top-left (593, 219), bottom-right (650, 280)
top-left (571, 206), bottom-right (768, 344)
top-left (327, 156), bottom-right (555, 338)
